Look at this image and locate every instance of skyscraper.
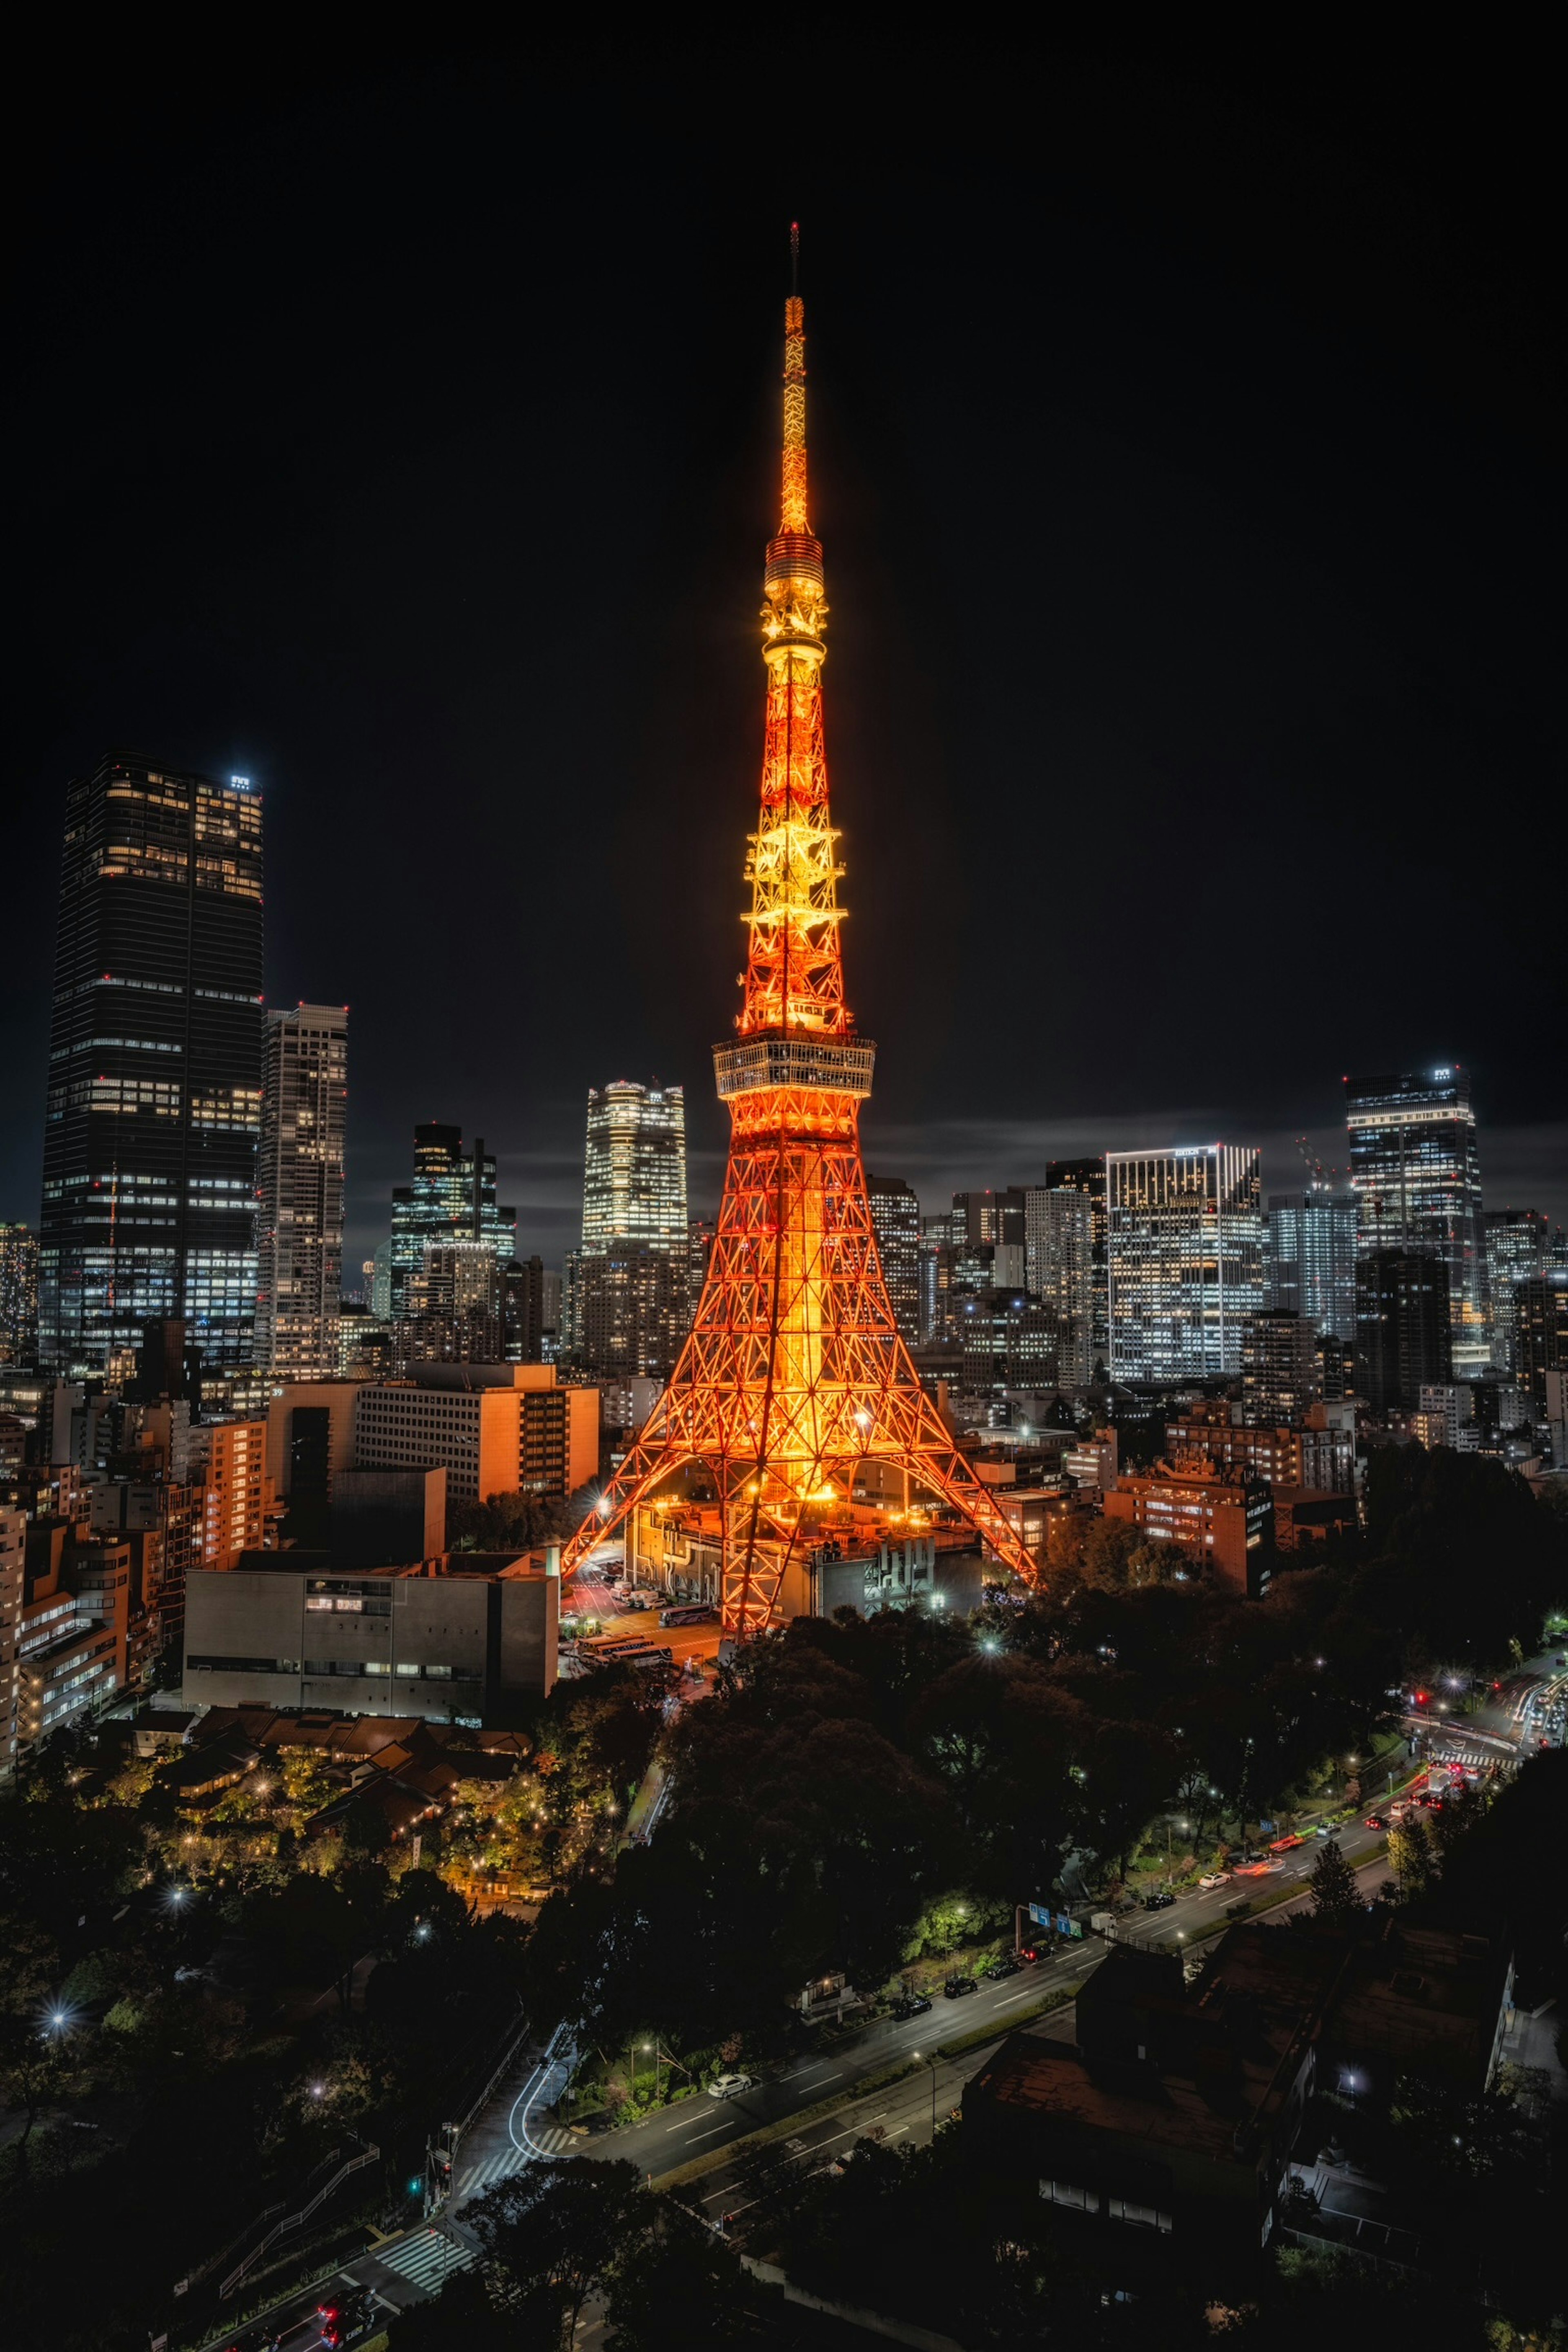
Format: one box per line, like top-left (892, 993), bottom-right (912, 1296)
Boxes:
top-left (38, 753), bottom-right (263, 1374)
top-left (1106, 1147), bottom-right (1264, 1383)
top-left (0, 1225), bottom-right (39, 1364)
top-left (866, 1177), bottom-right (921, 1346)
top-left (1513, 1272), bottom-right (1568, 1412)
top-left (1265, 1187), bottom-right (1358, 1340)
top-left (388, 1125), bottom-right (515, 1319)
top-left (569, 1082), bottom-right (690, 1379)
top-left (1344, 1066), bottom-right (1490, 1376)
top-left (1023, 1186), bottom-right (1095, 1390)
top-left (1045, 1157), bottom-right (1109, 1368)
top-left (256, 1004), bottom-right (347, 1381)
top-left (581, 1082), bottom-right (688, 1253)
top-left (1356, 1250), bottom-right (1452, 1412)
top-left (1484, 1209), bottom-right (1554, 1377)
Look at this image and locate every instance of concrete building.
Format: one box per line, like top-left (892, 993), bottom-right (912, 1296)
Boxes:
top-left (1514, 1271), bottom-right (1568, 1412)
top-left (1104, 1457), bottom-right (1274, 1595)
top-left (1165, 1400), bottom-right (1354, 1495)
top-left (266, 1379), bottom-right (362, 1544)
top-left (256, 1004), bottom-right (347, 1380)
top-left (1045, 1158), bottom-right (1109, 1368)
top-left (353, 1363), bottom-right (598, 1506)
top-left (1239, 1310), bottom-right (1321, 1425)
top-left (181, 1554), bottom-right (557, 1723)
top-left (192, 1418), bottom-right (269, 1570)
top-left (0, 1507), bottom-right (24, 1774)
top-left (330, 1467), bottom-right (446, 1566)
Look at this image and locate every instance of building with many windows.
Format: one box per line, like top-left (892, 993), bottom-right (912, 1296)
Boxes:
top-left (353, 1362), bottom-right (598, 1506)
top-left (388, 1126), bottom-right (515, 1322)
top-left (1356, 1249), bottom-right (1452, 1412)
top-left (38, 753), bottom-right (263, 1374)
top-left (1046, 1158), bottom-right (1109, 1367)
top-left (1024, 1186), bottom-right (1096, 1390)
top-left (1240, 1310), bottom-right (1321, 1424)
top-left (569, 1082), bottom-right (689, 1376)
top-left (1485, 1209), bottom-right (1555, 1377)
top-left (1106, 1147), bottom-right (1264, 1384)
top-left (1265, 1187), bottom-right (1358, 1341)
top-left (0, 1225), bottom-right (39, 1365)
top-left (1345, 1066), bottom-right (1490, 1376)
top-left (1513, 1272), bottom-right (1568, 1412)
top-left (581, 1082), bottom-right (688, 1253)
top-left (256, 1005), bottom-right (347, 1380)
top-left (1103, 1456), bottom-right (1274, 1596)
top-left (866, 1176), bottom-right (922, 1346)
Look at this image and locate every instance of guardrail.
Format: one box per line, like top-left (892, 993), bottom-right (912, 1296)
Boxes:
top-left (218, 2142), bottom-right (379, 2300)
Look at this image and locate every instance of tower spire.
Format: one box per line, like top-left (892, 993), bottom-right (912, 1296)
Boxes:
top-left (780, 240), bottom-right (810, 537)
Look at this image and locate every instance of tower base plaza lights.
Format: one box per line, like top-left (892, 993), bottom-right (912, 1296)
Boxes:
top-left (562, 232), bottom-right (1038, 1633)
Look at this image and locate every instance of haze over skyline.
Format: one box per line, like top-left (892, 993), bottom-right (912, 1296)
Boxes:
top-left (5, 40), bottom-right (1562, 1267)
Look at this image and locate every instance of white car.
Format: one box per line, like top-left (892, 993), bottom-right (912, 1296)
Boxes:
top-left (1198, 1872), bottom-right (1231, 1890)
top-left (706, 2072), bottom-right (755, 2100)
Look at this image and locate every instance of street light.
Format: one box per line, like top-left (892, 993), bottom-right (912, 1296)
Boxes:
top-left (911, 2050), bottom-right (940, 2134)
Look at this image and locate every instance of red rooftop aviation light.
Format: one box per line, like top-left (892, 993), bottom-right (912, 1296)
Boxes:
top-left (561, 239), bottom-right (1036, 1633)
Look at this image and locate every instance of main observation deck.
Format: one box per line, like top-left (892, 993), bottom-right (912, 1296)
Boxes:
top-left (713, 1032), bottom-right (876, 1100)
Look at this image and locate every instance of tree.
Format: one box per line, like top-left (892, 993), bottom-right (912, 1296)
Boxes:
top-left (1307, 1837), bottom-right (1359, 1927)
top-left (465, 2156), bottom-right (650, 2350)
top-left (385, 2265), bottom-right (515, 2350)
top-left (604, 2198), bottom-right (769, 2350)
top-left (1387, 1812), bottom-right (1435, 1898)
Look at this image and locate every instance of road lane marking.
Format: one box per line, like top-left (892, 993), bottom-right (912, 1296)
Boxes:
top-left (685, 2121), bottom-right (735, 2141)
top-left (993, 1985), bottom-right (1048, 2007)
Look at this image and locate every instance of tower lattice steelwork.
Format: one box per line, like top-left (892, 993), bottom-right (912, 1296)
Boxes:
top-left (563, 236), bottom-right (1038, 1629)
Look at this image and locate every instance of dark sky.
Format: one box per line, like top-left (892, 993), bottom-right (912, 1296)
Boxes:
top-left (4, 37), bottom-right (1563, 1271)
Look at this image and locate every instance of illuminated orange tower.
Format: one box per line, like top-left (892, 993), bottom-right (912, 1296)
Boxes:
top-left (564, 232), bottom-right (1038, 1628)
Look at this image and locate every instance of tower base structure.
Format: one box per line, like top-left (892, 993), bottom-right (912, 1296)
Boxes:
top-left (564, 1053), bottom-right (1038, 1633)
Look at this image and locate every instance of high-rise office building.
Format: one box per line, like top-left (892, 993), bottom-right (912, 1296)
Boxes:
top-left (1023, 1186), bottom-right (1095, 1390)
top-left (570, 1082), bottom-right (688, 1378)
top-left (0, 1225), bottom-right (39, 1364)
top-left (866, 1176), bottom-right (921, 1347)
top-left (952, 1189), bottom-right (1025, 1248)
top-left (1355, 1250), bottom-right (1452, 1412)
top-left (1344, 1066), bottom-right (1490, 1376)
top-left (1514, 1272), bottom-right (1568, 1412)
top-left (388, 1125), bottom-right (515, 1319)
top-left (1240, 1310), bottom-right (1321, 1424)
top-left (581, 1082), bottom-right (688, 1253)
top-left (256, 1004), bottom-right (347, 1381)
top-left (38, 753), bottom-right (263, 1374)
top-left (1045, 1158), bottom-right (1109, 1368)
top-left (1265, 1187), bottom-right (1358, 1340)
top-left (1484, 1209), bottom-right (1554, 1376)
top-left (1106, 1147), bottom-right (1264, 1383)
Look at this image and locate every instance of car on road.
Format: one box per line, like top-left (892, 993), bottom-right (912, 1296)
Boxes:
top-left (943, 1975), bottom-right (978, 1999)
top-left (318, 2292), bottom-right (378, 2349)
top-left (1017, 1944), bottom-right (1040, 1964)
top-left (1363, 1813), bottom-right (1388, 1829)
top-left (889, 1993), bottom-right (933, 2019)
top-left (1142, 1891), bottom-right (1176, 1911)
top-left (706, 2072), bottom-right (755, 2100)
top-left (983, 1955), bottom-right (1021, 1979)
top-left (1269, 1833), bottom-right (1307, 1853)
top-left (1198, 1872), bottom-right (1230, 1889)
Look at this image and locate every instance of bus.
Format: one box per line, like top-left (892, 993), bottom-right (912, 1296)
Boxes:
top-left (660, 1604), bottom-right (719, 1629)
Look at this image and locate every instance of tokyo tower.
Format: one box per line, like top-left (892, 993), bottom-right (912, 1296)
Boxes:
top-left (563, 234), bottom-right (1038, 1630)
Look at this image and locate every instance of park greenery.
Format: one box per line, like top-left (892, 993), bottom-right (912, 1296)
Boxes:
top-left (0, 1444), bottom-right (1563, 2348)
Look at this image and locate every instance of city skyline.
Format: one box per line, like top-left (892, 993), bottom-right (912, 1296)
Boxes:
top-left (4, 53), bottom-right (1562, 1273)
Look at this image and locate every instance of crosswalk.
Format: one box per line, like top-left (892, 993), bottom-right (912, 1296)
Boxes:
top-left (378, 2229), bottom-right (472, 2292)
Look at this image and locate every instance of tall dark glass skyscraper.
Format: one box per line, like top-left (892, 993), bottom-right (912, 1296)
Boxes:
top-left (1265, 1187), bottom-right (1358, 1339)
top-left (1344, 1065), bottom-right (1490, 1376)
top-left (38, 753), bottom-right (263, 1374)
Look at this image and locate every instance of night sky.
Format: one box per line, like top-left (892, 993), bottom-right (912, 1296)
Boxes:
top-left (4, 39), bottom-right (1563, 1272)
